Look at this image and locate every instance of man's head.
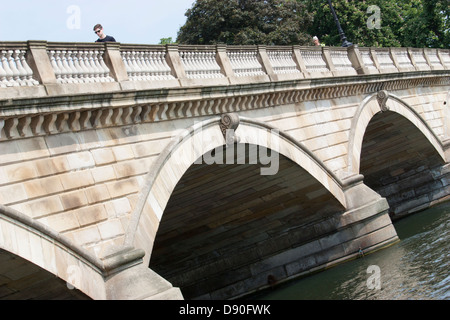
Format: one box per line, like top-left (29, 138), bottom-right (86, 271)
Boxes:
top-left (313, 36), bottom-right (320, 46)
top-left (93, 24), bottom-right (104, 37)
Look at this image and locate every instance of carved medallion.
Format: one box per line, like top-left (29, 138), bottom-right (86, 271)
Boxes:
top-left (377, 90), bottom-right (390, 112)
top-left (220, 113), bottom-right (240, 145)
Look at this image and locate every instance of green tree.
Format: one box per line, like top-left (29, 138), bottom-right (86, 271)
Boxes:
top-left (305, 0), bottom-right (403, 47)
top-left (176, 0), bottom-right (314, 45)
top-left (305, 0), bottom-right (449, 48)
top-left (398, 0), bottom-right (449, 48)
top-left (159, 37), bottom-right (176, 45)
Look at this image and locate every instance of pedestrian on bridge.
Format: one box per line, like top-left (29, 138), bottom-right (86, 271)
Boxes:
top-left (93, 24), bottom-right (116, 42)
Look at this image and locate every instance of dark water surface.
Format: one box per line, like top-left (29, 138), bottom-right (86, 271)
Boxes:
top-left (252, 201), bottom-right (450, 300)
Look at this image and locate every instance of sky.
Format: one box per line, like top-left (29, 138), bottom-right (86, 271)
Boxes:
top-left (0, 0), bottom-right (196, 44)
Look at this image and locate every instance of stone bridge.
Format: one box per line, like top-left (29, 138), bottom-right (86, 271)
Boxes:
top-left (0, 41), bottom-right (449, 300)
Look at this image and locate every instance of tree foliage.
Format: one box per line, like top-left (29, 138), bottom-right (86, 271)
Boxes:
top-left (305, 0), bottom-right (449, 48)
top-left (177, 0), bottom-right (449, 48)
top-left (176, 0), bottom-right (314, 45)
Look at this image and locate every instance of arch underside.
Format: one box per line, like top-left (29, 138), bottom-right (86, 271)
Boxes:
top-left (0, 249), bottom-right (89, 300)
top-left (360, 110), bottom-right (447, 218)
top-left (149, 144), bottom-right (345, 299)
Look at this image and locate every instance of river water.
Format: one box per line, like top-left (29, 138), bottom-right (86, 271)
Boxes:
top-left (253, 201), bottom-right (450, 300)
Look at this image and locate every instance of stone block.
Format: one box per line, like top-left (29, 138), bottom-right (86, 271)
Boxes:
top-left (113, 158), bottom-right (150, 179)
top-left (97, 219), bottom-right (124, 240)
top-left (0, 184), bottom-right (28, 205)
top-left (45, 133), bottom-right (80, 155)
top-left (2, 162), bottom-right (38, 183)
top-left (13, 195), bottom-right (64, 219)
top-left (60, 170), bottom-right (95, 190)
top-left (91, 165), bottom-right (117, 183)
top-left (67, 225), bottom-right (102, 247)
top-left (39, 211), bottom-right (80, 233)
top-left (106, 177), bottom-right (140, 198)
top-left (91, 148), bottom-right (115, 165)
top-left (23, 176), bottom-right (64, 198)
top-left (111, 197), bottom-right (132, 217)
top-left (83, 185), bottom-right (108, 205)
top-left (76, 204), bottom-right (108, 227)
top-left (66, 151), bottom-right (95, 170)
top-left (34, 156), bottom-right (70, 176)
top-left (112, 145), bottom-right (135, 161)
top-left (285, 255), bottom-right (317, 277)
top-left (16, 137), bottom-right (49, 159)
top-left (60, 190), bottom-right (88, 211)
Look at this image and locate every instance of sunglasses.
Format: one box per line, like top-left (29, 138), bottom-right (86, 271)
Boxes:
top-left (94, 30), bottom-right (102, 34)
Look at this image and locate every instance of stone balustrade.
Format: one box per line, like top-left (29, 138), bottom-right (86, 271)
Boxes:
top-left (0, 40), bottom-right (449, 99)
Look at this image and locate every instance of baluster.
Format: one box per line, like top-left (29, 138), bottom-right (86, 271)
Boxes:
top-left (56, 50), bottom-right (70, 83)
top-left (6, 50), bottom-right (21, 86)
top-left (0, 51), bottom-right (8, 87)
top-left (6, 50), bottom-right (20, 87)
top-left (48, 50), bottom-right (62, 83)
top-left (71, 50), bottom-right (84, 83)
top-left (156, 51), bottom-right (170, 79)
top-left (66, 51), bottom-right (79, 83)
top-left (85, 50), bottom-right (97, 82)
top-left (1, 50), bottom-right (15, 86)
top-left (193, 52), bottom-right (202, 78)
top-left (98, 51), bottom-right (113, 82)
top-left (197, 52), bottom-right (205, 78)
top-left (88, 50), bottom-right (100, 82)
top-left (77, 51), bottom-right (90, 83)
top-left (18, 50), bottom-right (38, 86)
top-left (124, 51), bottom-right (137, 80)
top-left (93, 50), bottom-right (105, 82)
top-left (136, 51), bottom-right (148, 80)
top-left (131, 51), bottom-right (144, 80)
top-left (146, 51), bottom-right (157, 80)
top-left (145, 51), bottom-right (157, 79)
top-left (11, 50), bottom-right (27, 86)
top-left (62, 50), bottom-right (75, 83)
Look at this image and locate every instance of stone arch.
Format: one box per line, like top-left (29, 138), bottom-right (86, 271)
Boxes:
top-left (126, 115), bottom-right (348, 265)
top-left (347, 91), bottom-right (447, 176)
top-left (0, 204), bottom-right (105, 299)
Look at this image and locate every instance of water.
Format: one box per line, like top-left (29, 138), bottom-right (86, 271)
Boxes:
top-left (253, 201), bottom-right (450, 300)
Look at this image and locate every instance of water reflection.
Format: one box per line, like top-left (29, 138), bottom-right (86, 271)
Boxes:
top-left (253, 202), bottom-right (450, 300)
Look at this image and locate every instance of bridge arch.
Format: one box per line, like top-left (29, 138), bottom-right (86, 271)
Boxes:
top-left (126, 116), bottom-right (348, 266)
top-left (0, 204), bottom-right (104, 299)
top-left (347, 91), bottom-right (447, 176)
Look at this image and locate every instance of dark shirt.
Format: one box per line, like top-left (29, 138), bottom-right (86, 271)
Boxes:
top-left (96, 35), bottom-right (116, 42)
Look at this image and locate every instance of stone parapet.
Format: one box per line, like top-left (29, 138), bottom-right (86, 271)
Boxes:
top-left (1, 41), bottom-right (449, 100)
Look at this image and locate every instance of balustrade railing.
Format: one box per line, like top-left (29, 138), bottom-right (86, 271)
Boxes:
top-left (0, 46), bottom-right (38, 88)
top-left (330, 48), bottom-right (355, 72)
top-left (46, 43), bottom-right (114, 84)
top-left (121, 45), bottom-right (174, 81)
top-left (267, 48), bottom-right (300, 75)
top-left (228, 47), bottom-right (266, 77)
top-left (0, 41), bottom-right (449, 97)
top-left (300, 47), bottom-right (329, 73)
top-left (358, 48), bottom-right (378, 72)
top-left (179, 46), bottom-right (224, 79)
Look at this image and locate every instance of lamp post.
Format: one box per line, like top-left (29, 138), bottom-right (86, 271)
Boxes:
top-left (327, 0), bottom-right (353, 47)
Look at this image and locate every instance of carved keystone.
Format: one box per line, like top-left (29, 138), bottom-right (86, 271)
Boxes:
top-left (377, 90), bottom-right (390, 112)
top-left (220, 113), bottom-right (240, 145)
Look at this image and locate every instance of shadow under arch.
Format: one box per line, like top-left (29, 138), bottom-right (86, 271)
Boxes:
top-left (347, 91), bottom-right (447, 176)
top-left (0, 204), bottom-right (103, 299)
top-left (125, 116), bottom-right (350, 265)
